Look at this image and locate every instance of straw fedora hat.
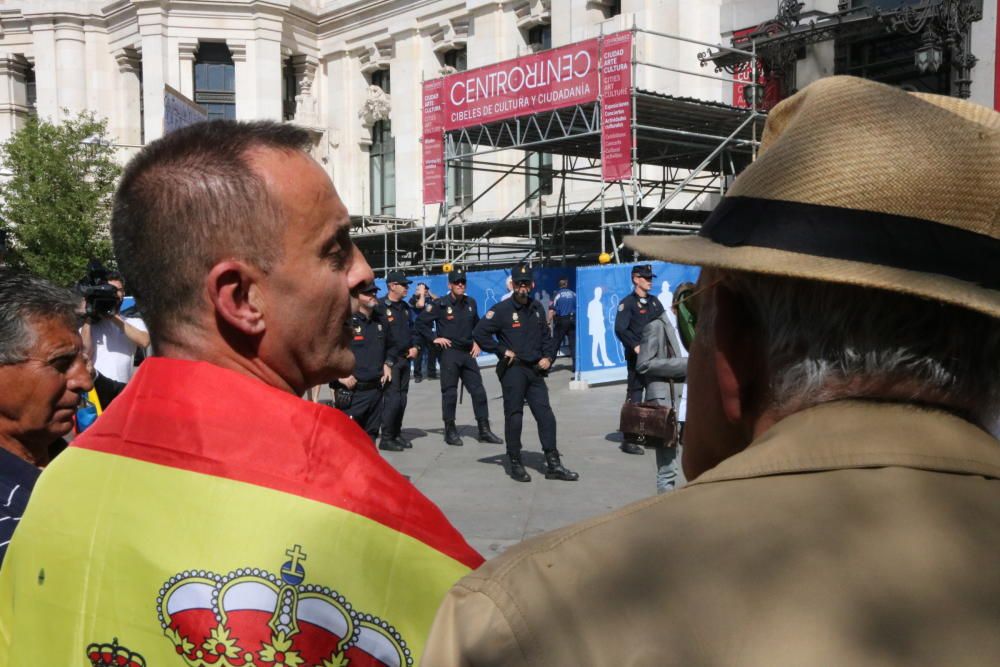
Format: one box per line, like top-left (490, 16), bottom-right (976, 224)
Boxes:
top-left (625, 75), bottom-right (1000, 318)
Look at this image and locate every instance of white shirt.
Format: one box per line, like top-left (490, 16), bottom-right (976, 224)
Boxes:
top-left (89, 316), bottom-right (148, 383)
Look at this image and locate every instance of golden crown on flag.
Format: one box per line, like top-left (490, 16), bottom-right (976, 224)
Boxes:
top-left (86, 637), bottom-right (147, 667)
top-left (157, 545), bottom-right (412, 667)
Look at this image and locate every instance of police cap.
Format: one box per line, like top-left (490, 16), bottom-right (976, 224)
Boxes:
top-left (386, 270), bottom-right (412, 285)
top-left (448, 268), bottom-right (467, 283)
top-left (512, 265), bottom-right (532, 283)
top-left (631, 264), bottom-right (656, 279)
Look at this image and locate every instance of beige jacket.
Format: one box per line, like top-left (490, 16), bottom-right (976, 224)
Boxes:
top-left (423, 401), bottom-right (1000, 666)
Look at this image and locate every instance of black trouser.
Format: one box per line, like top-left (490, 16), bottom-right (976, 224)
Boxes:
top-left (94, 373), bottom-right (127, 409)
top-left (625, 350), bottom-right (644, 403)
top-left (552, 316), bottom-right (576, 368)
top-left (439, 347), bottom-right (489, 422)
top-left (414, 341), bottom-right (439, 378)
top-left (382, 359), bottom-right (410, 438)
top-left (501, 363), bottom-right (556, 456)
top-left (343, 387), bottom-right (383, 442)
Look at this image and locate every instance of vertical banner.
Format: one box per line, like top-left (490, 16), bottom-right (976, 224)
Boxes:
top-left (600, 31), bottom-right (634, 182)
top-left (575, 262), bottom-right (700, 385)
top-left (422, 79), bottom-right (446, 204)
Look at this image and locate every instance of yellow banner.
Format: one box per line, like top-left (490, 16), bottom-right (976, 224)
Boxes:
top-left (0, 448), bottom-right (470, 666)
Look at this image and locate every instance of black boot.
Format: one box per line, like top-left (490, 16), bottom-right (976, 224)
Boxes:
top-left (507, 454), bottom-right (531, 482)
top-left (477, 419), bottom-right (503, 444)
top-left (396, 434), bottom-right (413, 449)
top-left (378, 436), bottom-right (404, 452)
top-left (620, 440), bottom-right (645, 455)
top-left (444, 421), bottom-right (463, 446)
top-left (544, 451), bottom-right (579, 481)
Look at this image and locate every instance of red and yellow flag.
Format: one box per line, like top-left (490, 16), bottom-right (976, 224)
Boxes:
top-left (0, 358), bottom-right (482, 667)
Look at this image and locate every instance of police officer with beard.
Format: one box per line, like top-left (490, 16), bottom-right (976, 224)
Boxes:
top-left (475, 265), bottom-right (579, 483)
top-left (614, 264), bottom-right (665, 455)
top-left (331, 284), bottom-right (392, 443)
top-left (417, 268), bottom-right (503, 447)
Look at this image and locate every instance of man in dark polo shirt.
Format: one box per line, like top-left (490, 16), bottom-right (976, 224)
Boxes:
top-left (0, 271), bottom-right (93, 563)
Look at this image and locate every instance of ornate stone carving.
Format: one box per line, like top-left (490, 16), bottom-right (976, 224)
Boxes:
top-left (357, 84), bottom-right (391, 128)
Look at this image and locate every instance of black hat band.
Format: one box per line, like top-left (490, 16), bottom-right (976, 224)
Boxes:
top-left (700, 196), bottom-right (1000, 290)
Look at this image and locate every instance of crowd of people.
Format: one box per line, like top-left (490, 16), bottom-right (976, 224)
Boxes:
top-left (0, 75), bottom-right (998, 665)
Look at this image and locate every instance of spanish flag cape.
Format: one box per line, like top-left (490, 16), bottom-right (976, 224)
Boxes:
top-left (0, 358), bottom-right (482, 667)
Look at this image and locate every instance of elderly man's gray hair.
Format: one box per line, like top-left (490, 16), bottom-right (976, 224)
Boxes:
top-left (0, 270), bottom-right (81, 364)
top-left (707, 271), bottom-right (1000, 434)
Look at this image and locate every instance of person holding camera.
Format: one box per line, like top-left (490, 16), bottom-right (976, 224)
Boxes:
top-left (409, 282), bottom-right (438, 381)
top-left (474, 265), bottom-right (578, 483)
top-left (80, 271), bottom-right (149, 408)
top-left (331, 283), bottom-right (392, 443)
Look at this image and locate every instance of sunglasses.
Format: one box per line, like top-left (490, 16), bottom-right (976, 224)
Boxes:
top-left (514, 280), bottom-right (532, 287)
top-left (452, 280), bottom-right (467, 285)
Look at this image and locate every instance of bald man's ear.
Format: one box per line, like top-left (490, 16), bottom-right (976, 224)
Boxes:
top-left (711, 283), bottom-right (765, 427)
top-left (206, 261), bottom-right (266, 335)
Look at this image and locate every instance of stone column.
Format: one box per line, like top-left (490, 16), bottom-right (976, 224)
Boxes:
top-left (54, 17), bottom-right (87, 119)
top-left (29, 22), bottom-right (59, 121)
top-left (390, 28), bottom-right (421, 219)
top-left (137, 5), bottom-right (167, 142)
top-left (177, 39), bottom-right (198, 100)
top-left (254, 37), bottom-right (283, 120)
top-left (113, 47), bottom-right (143, 146)
top-left (229, 40), bottom-right (253, 119)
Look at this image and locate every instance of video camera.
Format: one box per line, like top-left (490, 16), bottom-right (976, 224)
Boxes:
top-left (76, 260), bottom-right (120, 321)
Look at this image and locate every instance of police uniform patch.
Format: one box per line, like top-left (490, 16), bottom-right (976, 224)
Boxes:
top-left (485, 310), bottom-right (494, 319)
top-left (512, 313), bottom-right (519, 321)
top-left (425, 304), bottom-right (433, 312)
top-left (618, 303), bottom-right (625, 312)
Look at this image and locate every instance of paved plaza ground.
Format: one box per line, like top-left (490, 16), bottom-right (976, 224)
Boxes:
top-left (325, 361), bottom-right (667, 559)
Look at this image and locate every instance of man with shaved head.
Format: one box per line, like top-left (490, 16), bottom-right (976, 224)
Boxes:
top-left (0, 122), bottom-right (481, 664)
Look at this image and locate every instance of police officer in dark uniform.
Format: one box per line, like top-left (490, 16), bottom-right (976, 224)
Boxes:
top-left (408, 283), bottom-right (438, 381)
top-left (376, 270), bottom-right (418, 451)
top-left (475, 265), bottom-right (579, 483)
top-left (548, 276), bottom-right (577, 370)
top-left (614, 263), bottom-right (665, 455)
top-left (330, 284), bottom-right (392, 443)
top-left (416, 267), bottom-right (503, 446)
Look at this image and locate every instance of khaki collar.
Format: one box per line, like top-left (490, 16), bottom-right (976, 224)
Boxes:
top-left (690, 400), bottom-right (1000, 486)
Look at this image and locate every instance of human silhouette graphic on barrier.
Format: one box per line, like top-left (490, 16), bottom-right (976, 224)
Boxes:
top-left (587, 287), bottom-right (615, 368)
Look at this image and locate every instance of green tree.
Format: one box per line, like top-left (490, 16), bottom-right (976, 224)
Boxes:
top-left (0, 112), bottom-right (121, 286)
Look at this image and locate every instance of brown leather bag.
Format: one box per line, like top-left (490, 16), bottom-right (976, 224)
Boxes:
top-left (619, 382), bottom-right (679, 447)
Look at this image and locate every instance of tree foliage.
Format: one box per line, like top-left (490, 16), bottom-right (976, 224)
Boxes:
top-left (0, 112), bottom-right (121, 286)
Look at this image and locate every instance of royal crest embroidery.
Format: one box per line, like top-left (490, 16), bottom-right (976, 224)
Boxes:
top-left (512, 313), bottom-right (519, 322)
top-left (158, 545), bottom-right (412, 667)
top-left (446, 307), bottom-right (453, 315)
top-left (425, 304), bottom-right (433, 312)
top-left (87, 637), bottom-right (146, 667)
top-left (485, 310), bottom-right (494, 319)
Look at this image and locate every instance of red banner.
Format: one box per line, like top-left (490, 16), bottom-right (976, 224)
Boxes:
top-left (600, 31), bottom-right (633, 181)
top-left (441, 39), bottom-right (600, 131)
top-left (422, 79), bottom-right (446, 204)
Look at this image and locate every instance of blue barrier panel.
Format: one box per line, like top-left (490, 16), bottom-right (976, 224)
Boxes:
top-left (575, 262), bottom-right (699, 385)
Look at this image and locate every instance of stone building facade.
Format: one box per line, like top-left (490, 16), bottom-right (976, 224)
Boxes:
top-left (0, 0), bottom-right (995, 225)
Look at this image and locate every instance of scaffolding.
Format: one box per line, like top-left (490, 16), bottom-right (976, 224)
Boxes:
top-left (352, 24), bottom-right (767, 273)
